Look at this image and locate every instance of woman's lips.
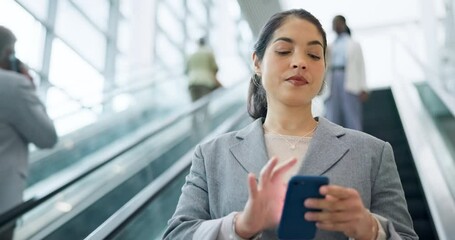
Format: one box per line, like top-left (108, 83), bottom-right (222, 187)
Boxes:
top-left (286, 76), bottom-right (309, 86)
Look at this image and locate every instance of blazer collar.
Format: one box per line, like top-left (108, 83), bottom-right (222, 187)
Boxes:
top-left (299, 117), bottom-right (349, 175)
top-left (230, 118), bottom-right (269, 177)
top-left (230, 117), bottom-right (349, 177)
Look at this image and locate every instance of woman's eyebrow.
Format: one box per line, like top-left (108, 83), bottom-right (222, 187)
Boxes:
top-left (308, 40), bottom-right (323, 47)
top-left (273, 37), bottom-right (323, 48)
top-left (273, 37), bottom-right (293, 44)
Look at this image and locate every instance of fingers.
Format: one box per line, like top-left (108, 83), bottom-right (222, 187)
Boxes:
top-left (315, 221), bottom-right (353, 233)
top-left (259, 157), bottom-right (278, 186)
top-left (313, 211), bottom-right (374, 239)
top-left (305, 186), bottom-right (363, 213)
top-left (248, 173), bottom-right (258, 199)
top-left (270, 158), bottom-right (298, 182)
top-left (320, 185), bottom-right (359, 200)
top-left (305, 209), bottom-right (361, 222)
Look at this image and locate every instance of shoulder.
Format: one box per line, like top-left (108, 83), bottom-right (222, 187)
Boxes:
top-left (0, 70), bottom-right (32, 95)
top-left (197, 118), bottom-right (258, 155)
top-left (197, 130), bottom-right (241, 154)
top-left (320, 117), bottom-right (387, 150)
top-left (347, 39), bottom-right (362, 50)
top-left (343, 128), bottom-right (385, 147)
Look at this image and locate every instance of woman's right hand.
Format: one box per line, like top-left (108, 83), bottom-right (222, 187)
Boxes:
top-left (235, 157), bottom-right (298, 238)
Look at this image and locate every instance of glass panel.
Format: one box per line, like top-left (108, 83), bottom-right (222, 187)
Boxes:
top-left (226, 0), bottom-right (241, 20)
top-left (72, 0), bottom-right (109, 31)
top-left (157, 4), bottom-right (184, 44)
top-left (166, 0), bottom-right (184, 20)
top-left (117, 18), bottom-right (130, 54)
top-left (55, 0), bottom-right (106, 70)
top-left (119, 0), bottom-right (132, 18)
top-left (186, 17), bottom-right (205, 44)
top-left (114, 53), bottom-right (130, 85)
top-left (238, 20), bottom-right (253, 43)
top-left (49, 38), bottom-right (104, 109)
top-left (187, 0), bottom-right (206, 25)
top-left (155, 34), bottom-right (184, 72)
top-left (16, 0), bottom-right (48, 21)
top-left (0, 0), bottom-right (45, 71)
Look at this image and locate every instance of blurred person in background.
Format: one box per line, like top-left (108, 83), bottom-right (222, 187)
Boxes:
top-left (0, 25), bottom-right (57, 240)
top-left (185, 37), bottom-right (222, 137)
top-left (186, 37), bottom-right (221, 102)
top-left (324, 15), bottom-right (368, 131)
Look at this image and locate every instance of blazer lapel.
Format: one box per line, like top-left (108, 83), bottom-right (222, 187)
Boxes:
top-left (230, 119), bottom-right (269, 177)
top-left (299, 117), bottom-right (349, 175)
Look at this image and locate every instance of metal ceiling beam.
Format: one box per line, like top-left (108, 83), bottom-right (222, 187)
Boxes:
top-left (236, 0), bottom-right (282, 37)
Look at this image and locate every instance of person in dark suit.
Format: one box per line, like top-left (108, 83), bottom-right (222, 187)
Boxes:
top-left (164, 9), bottom-right (417, 240)
top-left (0, 26), bottom-right (57, 240)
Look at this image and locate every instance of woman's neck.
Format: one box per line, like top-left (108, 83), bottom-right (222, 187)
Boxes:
top-left (263, 105), bottom-right (317, 136)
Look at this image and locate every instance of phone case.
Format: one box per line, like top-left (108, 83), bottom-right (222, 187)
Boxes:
top-left (277, 175), bottom-right (329, 240)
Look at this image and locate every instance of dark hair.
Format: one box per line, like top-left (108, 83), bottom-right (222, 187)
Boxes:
top-left (247, 9), bottom-right (327, 119)
top-left (334, 15), bottom-right (351, 35)
top-left (0, 25), bottom-right (16, 53)
top-left (198, 37), bottom-right (206, 46)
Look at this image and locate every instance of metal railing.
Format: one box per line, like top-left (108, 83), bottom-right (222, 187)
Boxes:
top-left (85, 108), bottom-right (248, 240)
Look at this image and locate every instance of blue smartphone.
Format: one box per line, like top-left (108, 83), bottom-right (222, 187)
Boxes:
top-left (278, 175), bottom-right (329, 240)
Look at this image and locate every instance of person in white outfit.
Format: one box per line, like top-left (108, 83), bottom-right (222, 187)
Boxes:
top-left (324, 15), bottom-right (368, 131)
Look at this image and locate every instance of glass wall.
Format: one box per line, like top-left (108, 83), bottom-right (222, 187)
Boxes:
top-left (0, 0), bottom-right (253, 135)
top-left (0, 0), bottom-right (120, 134)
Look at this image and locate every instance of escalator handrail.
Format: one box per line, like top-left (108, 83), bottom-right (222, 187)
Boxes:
top-left (29, 77), bottom-right (228, 164)
top-left (84, 108), bottom-right (248, 240)
top-left (0, 83), bottom-right (238, 230)
top-left (391, 79), bottom-right (455, 240)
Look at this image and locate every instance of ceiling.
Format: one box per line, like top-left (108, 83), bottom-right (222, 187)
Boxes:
top-left (237, 0), bottom-right (446, 40)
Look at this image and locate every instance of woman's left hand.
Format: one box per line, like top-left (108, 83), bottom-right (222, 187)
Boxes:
top-left (304, 185), bottom-right (377, 240)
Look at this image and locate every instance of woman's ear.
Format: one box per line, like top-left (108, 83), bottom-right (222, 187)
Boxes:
top-left (252, 52), bottom-right (261, 75)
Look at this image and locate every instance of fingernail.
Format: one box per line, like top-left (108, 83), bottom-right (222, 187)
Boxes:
top-left (305, 212), bottom-right (316, 221)
top-left (304, 199), bottom-right (312, 207)
top-left (320, 186), bottom-right (327, 194)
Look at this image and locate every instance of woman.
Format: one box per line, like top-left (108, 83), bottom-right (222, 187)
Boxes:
top-left (164, 9), bottom-right (417, 240)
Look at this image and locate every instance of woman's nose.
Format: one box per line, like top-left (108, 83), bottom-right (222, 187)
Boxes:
top-left (291, 55), bottom-right (307, 69)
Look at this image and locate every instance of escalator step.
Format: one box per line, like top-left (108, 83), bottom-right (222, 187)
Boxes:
top-left (402, 181), bottom-right (423, 199)
top-left (398, 169), bottom-right (418, 183)
top-left (413, 219), bottom-right (438, 240)
top-left (407, 199), bottom-right (429, 219)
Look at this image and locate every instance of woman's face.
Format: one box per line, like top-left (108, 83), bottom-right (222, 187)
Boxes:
top-left (254, 17), bottom-right (325, 109)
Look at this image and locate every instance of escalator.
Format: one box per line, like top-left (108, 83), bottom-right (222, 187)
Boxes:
top-left (86, 111), bottom-right (253, 240)
top-left (27, 74), bottom-right (192, 188)
top-left (1, 82), bottom-right (248, 239)
top-left (363, 89), bottom-right (438, 240)
top-left (40, 95), bottom-right (246, 240)
top-left (27, 99), bottom-right (178, 186)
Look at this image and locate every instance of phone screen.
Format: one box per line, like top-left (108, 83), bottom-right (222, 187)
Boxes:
top-left (278, 175), bottom-right (329, 240)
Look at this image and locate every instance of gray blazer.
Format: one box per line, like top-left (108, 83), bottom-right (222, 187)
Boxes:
top-left (0, 70), bottom-right (57, 214)
top-left (164, 117), bottom-right (418, 239)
